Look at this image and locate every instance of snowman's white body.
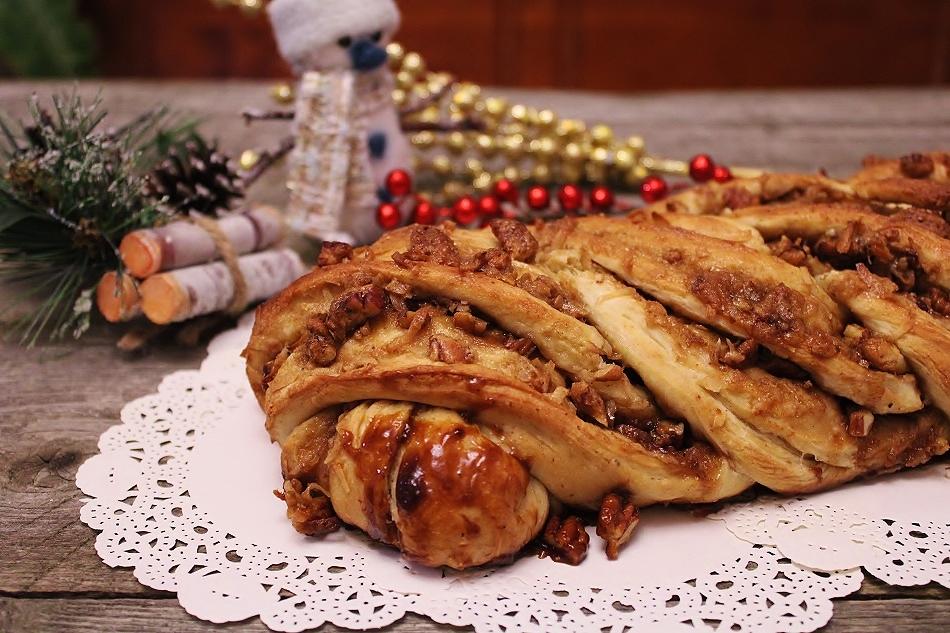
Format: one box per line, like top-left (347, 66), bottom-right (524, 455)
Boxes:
top-left (269, 0), bottom-right (412, 245)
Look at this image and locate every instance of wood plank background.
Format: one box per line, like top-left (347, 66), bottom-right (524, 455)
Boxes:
top-left (1, 81), bottom-right (949, 632)
top-left (75, 0), bottom-right (950, 89)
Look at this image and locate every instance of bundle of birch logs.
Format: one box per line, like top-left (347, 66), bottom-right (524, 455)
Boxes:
top-left (96, 206), bottom-right (306, 344)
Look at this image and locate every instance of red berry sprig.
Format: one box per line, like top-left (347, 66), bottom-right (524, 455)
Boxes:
top-left (375, 202), bottom-right (402, 230)
top-left (385, 168), bottom-right (413, 197)
top-left (526, 185), bottom-right (551, 211)
top-left (453, 195), bottom-right (479, 224)
top-left (689, 154), bottom-right (733, 184)
top-left (557, 184), bottom-right (583, 212)
top-left (640, 176), bottom-right (668, 203)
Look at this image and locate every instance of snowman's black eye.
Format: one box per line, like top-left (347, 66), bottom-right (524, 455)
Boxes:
top-left (371, 31), bottom-right (383, 43)
top-left (337, 35), bottom-right (353, 48)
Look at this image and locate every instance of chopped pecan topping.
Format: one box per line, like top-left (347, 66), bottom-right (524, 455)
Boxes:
top-left (596, 492), bottom-right (640, 560)
top-left (723, 187), bottom-right (759, 210)
top-left (916, 287), bottom-right (950, 318)
top-left (769, 235), bottom-right (809, 267)
top-left (569, 381), bottom-right (616, 426)
top-left (717, 338), bottom-right (759, 368)
top-left (453, 310), bottom-right (488, 336)
top-left (490, 218), bottom-right (539, 262)
top-left (900, 153), bottom-right (935, 179)
top-left (540, 515), bottom-right (589, 566)
top-left (463, 247), bottom-right (515, 280)
top-left (616, 419), bottom-right (686, 451)
top-left (392, 225), bottom-right (461, 267)
top-left (845, 325), bottom-right (908, 373)
top-left (848, 409), bottom-right (875, 437)
top-left (280, 479), bottom-right (341, 536)
top-left (517, 274), bottom-right (588, 320)
top-left (317, 241), bottom-right (354, 267)
top-left (305, 285), bottom-right (388, 366)
top-left (304, 319), bottom-right (339, 366)
top-left (428, 335), bottom-right (475, 364)
top-left (325, 285), bottom-right (388, 339)
top-left (505, 336), bottom-right (537, 356)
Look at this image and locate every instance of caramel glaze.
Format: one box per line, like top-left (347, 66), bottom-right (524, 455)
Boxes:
top-left (393, 413), bottom-right (541, 569)
top-left (328, 403), bottom-right (549, 569)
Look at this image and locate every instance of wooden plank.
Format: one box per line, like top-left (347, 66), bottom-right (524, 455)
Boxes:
top-left (0, 328), bottom-right (206, 595)
top-left (1, 82), bottom-right (948, 184)
top-left (0, 597), bottom-right (458, 632)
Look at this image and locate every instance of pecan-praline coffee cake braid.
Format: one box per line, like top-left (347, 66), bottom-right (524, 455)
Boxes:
top-left (246, 153), bottom-right (950, 570)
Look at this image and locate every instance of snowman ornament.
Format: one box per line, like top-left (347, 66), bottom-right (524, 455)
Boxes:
top-left (268, 0), bottom-right (413, 245)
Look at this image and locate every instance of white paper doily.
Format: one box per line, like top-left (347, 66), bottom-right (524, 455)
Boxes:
top-left (77, 317), bottom-right (950, 632)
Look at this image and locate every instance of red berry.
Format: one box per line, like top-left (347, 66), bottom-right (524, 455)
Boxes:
top-left (713, 165), bottom-right (733, 183)
top-left (526, 185), bottom-right (550, 211)
top-left (640, 176), bottom-right (668, 203)
top-left (413, 198), bottom-right (437, 225)
top-left (493, 178), bottom-right (519, 203)
top-left (478, 196), bottom-right (502, 218)
top-left (375, 202), bottom-right (402, 230)
top-left (453, 195), bottom-right (479, 225)
top-left (385, 169), bottom-right (413, 197)
top-left (689, 154), bottom-right (716, 183)
top-left (437, 206), bottom-right (454, 223)
top-left (557, 184), bottom-right (583, 212)
top-left (589, 185), bottom-right (615, 211)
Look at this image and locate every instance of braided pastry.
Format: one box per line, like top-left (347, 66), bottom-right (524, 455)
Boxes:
top-left (247, 154), bottom-right (950, 570)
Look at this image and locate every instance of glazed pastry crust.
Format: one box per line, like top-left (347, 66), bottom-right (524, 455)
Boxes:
top-left (249, 154), bottom-right (950, 570)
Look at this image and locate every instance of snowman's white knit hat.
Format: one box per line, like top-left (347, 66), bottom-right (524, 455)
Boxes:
top-left (268, 0), bottom-right (401, 64)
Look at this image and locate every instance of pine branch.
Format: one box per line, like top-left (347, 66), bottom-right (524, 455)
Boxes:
top-left (0, 90), bottom-right (196, 345)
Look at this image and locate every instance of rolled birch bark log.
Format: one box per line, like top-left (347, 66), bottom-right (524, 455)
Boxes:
top-left (138, 248), bottom-right (306, 325)
top-left (96, 271), bottom-right (142, 323)
top-left (119, 206), bottom-right (286, 279)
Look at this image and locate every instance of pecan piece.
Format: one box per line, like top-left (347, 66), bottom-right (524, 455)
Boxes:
top-left (280, 479), bottom-right (341, 536)
top-left (596, 493), bottom-right (640, 560)
top-left (569, 381), bottom-right (616, 426)
top-left (453, 310), bottom-right (488, 336)
top-left (717, 338), bottom-right (759, 368)
top-left (517, 274), bottom-right (587, 320)
top-left (540, 515), bottom-right (589, 565)
top-left (463, 247), bottom-right (514, 280)
top-left (428, 335), bottom-right (475, 364)
top-left (305, 285), bottom-right (387, 367)
top-left (317, 241), bottom-right (354, 267)
top-left (900, 153), bottom-right (935, 179)
top-left (490, 218), bottom-right (539, 262)
top-left (848, 409), bottom-right (875, 437)
top-left (392, 225), bottom-right (461, 267)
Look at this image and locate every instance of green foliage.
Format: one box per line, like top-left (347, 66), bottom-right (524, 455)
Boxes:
top-left (0, 92), bottom-right (193, 345)
top-left (0, 0), bottom-right (95, 77)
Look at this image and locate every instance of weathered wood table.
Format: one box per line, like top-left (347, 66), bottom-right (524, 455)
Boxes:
top-left (1, 82), bottom-right (949, 633)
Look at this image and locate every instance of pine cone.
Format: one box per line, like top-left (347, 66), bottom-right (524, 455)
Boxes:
top-left (145, 137), bottom-right (244, 216)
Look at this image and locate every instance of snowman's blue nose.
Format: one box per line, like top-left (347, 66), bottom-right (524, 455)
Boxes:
top-left (350, 40), bottom-right (388, 72)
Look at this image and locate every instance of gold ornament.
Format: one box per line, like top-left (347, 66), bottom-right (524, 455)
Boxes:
top-left (402, 52), bottom-right (426, 76)
top-left (446, 131), bottom-right (467, 155)
top-left (270, 83), bottom-right (294, 105)
top-left (386, 42), bottom-right (405, 68)
top-left (590, 124), bottom-right (614, 147)
top-left (239, 149), bottom-right (261, 170)
top-left (472, 172), bottom-right (493, 193)
top-left (614, 148), bottom-right (636, 170)
top-left (391, 89), bottom-right (408, 107)
top-left (432, 155), bottom-right (452, 176)
top-left (475, 134), bottom-right (496, 157)
top-left (411, 131), bottom-right (436, 149)
top-left (483, 97), bottom-right (509, 119)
